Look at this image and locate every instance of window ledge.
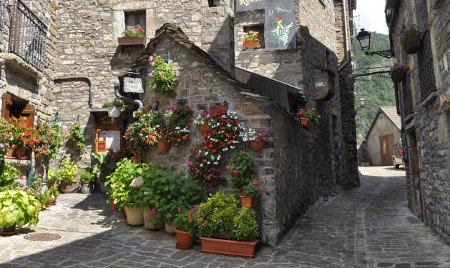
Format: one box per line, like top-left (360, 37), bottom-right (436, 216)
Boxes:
top-left (419, 91), bottom-right (438, 107)
top-left (0, 53), bottom-right (43, 79)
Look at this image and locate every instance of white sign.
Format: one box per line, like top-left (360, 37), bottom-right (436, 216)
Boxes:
top-left (99, 130), bottom-right (121, 152)
top-left (124, 77), bottom-right (144, 93)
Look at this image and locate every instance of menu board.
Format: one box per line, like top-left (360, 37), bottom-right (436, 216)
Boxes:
top-left (264, 0), bottom-right (297, 51)
top-left (235, 0), bottom-right (265, 12)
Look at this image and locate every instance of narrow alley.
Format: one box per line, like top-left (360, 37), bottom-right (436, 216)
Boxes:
top-left (1, 166), bottom-right (448, 268)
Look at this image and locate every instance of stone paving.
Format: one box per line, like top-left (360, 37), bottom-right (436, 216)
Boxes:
top-left (0, 166), bottom-right (449, 268)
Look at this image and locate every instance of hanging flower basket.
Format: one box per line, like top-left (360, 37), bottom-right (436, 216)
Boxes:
top-left (197, 124), bottom-right (209, 136)
top-left (157, 141), bottom-right (171, 154)
top-left (402, 35), bottom-right (422, 54)
top-left (249, 140), bottom-right (266, 152)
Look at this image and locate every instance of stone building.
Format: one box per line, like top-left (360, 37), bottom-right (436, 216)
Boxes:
top-left (1, 0), bottom-right (360, 245)
top-left (385, 0), bottom-right (450, 242)
top-left (360, 106), bottom-right (401, 166)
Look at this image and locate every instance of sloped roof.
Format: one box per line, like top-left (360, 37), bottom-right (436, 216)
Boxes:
top-left (365, 106), bottom-right (401, 140)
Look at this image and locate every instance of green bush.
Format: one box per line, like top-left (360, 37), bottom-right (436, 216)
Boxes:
top-left (198, 192), bottom-right (258, 241)
top-left (80, 169), bottom-right (95, 183)
top-left (58, 158), bottom-right (78, 183)
top-left (0, 163), bottom-right (20, 190)
top-left (0, 190), bottom-right (41, 228)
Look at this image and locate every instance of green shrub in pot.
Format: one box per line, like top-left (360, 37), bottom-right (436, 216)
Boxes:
top-left (58, 158), bottom-right (78, 183)
top-left (0, 190), bottom-right (41, 228)
top-left (80, 169), bottom-right (95, 183)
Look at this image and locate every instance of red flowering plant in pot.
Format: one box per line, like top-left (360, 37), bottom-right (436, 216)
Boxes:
top-left (162, 102), bottom-right (193, 147)
top-left (297, 108), bottom-right (320, 129)
top-left (240, 179), bottom-right (264, 208)
top-left (245, 128), bottom-right (272, 152)
top-left (400, 25), bottom-right (422, 54)
top-left (8, 117), bottom-right (38, 159)
top-left (174, 206), bottom-right (199, 250)
top-left (194, 110), bottom-right (210, 136)
top-left (34, 121), bottom-right (65, 159)
top-left (198, 192), bottom-right (259, 258)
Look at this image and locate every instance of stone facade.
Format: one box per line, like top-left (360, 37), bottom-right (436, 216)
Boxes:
top-left (386, 0), bottom-right (450, 243)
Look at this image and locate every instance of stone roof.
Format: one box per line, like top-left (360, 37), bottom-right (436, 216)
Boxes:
top-left (380, 106), bottom-right (401, 129)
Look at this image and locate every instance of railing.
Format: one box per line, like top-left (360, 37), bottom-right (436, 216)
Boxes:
top-left (9, 0), bottom-right (47, 70)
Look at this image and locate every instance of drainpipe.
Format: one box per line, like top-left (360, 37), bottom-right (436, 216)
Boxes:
top-left (338, 0), bottom-right (350, 72)
top-left (114, 82), bottom-right (143, 110)
top-left (54, 76), bottom-right (93, 108)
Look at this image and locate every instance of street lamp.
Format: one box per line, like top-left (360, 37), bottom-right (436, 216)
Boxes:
top-left (356, 28), bottom-right (393, 58)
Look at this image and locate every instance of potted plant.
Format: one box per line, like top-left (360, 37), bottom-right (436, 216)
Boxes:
top-left (118, 25), bottom-right (145, 46)
top-left (124, 106), bottom-right (162, 155)
top-left (198, 192), bottom-right (259, 258)
top-left (297, 108), bottom-right (320, 129)
top-left (240, 179), bottom-right (263, 208)
top-left (156, 126), bottom-right (172, 154)
top-left (35, 121), bottom-right (65, 159)
top-left (102, 98), bottom-right (126, 118)
top-left (194, 110), bottom-right (210, 136)
top-left (80, 169), bottom-right (95, 194)
top-left (243, 31), bottom-right (261, 49)
top-left (147, 55), bottom-right (176, 93)
top-left (228, 151), bottom-right (255, 189)
top-left (390, 63), bottom-right (408, 83)
top-left (8, 117), bottom-right (37, 159)
top-left (105, 159), bottom-right (146, 226)
top-left (400, 25), bottom-right (422, 54)
top-left (143, 207), bottom-right (164, 230)
top-left (58, 158), bottom-right (79, 193)
top-left (162, 102), bottom-right (193, 147)
top-left (0, 190), bottom-right (41, 235)
top-left (246, 129), bottom-right (272, 152)
top-left (68, 120), bottom-right (86, 151)
top-left (174, 208), bottom-right (198, 250)
top-left (0, 163), bottom-right (20, 191)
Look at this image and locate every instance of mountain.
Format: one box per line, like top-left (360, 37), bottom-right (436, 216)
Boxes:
top-left (351, 32), bottom-right (396, 138)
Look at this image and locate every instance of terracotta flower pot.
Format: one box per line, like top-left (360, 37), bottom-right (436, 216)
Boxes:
top-left (249, 140), bottom-right (266, 152)
top-left (131, 154), bottom-right (141, 163)
top-left (243, 40), bottom-right (261, 49)
top-left (240, 196), bottom-right (259, 208)
top-left (14, 146), bottom-right (29, 160)
top-left (200, 237), bottom-right (258, 258)
top-left (118, 36), bottom-right (145, 46)
top-left (46, 198), bottom-right (56, 208)
top-left (157, 141), bottom-right (171, 154)
top-left (80, 182), bottom-right (94, 194)
top-left (165, 223), bottom-right (177, 234)
top-left (175, 229), bottom-right (194, 250)
top-left (124, 206), bottom-right (144, 226)
top-left (59, 181), bottom-right (77, 193)
top-left (197, 124), bottom-right (209, 136)
top-left (0, 224), bottom-right (17, 236)
top-left (143, 208), bottom-right (164, 230)
top-left (402, 35), bottom-right (422, 54)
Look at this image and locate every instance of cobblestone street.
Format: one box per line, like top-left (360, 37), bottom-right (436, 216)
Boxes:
top-left (1, 166), bottom-right (449, 268)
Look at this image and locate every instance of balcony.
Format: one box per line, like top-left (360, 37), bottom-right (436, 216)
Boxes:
top-left (3, 0), bottom-right (48, 70)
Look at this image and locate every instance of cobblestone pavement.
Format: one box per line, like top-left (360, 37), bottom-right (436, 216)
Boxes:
top-left (0, 166), bottom-right (449, 268)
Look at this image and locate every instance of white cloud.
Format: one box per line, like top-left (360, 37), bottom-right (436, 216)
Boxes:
top-left (354, 0), bottom-right (389, 35)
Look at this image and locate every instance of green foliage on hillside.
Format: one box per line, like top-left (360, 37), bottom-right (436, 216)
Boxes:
top-left (352, 32), bottom-right (396, 138)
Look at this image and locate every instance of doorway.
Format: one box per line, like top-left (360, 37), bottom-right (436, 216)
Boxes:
top-left (379, 134), bottom-right (394, 166)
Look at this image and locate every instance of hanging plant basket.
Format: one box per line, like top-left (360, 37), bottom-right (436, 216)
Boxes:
top-left (200, 237), bottom-right (258, 258)
top-left (157, 141), bottom-right (171, 154)
top-left (249, 140), bottom-right (266, 152)
top-left (391, 68), bottom-right (406, 83)
top-left (197, 124), bottom-right (209, 136)
top-left (402, 35), bottom-right (422, 54)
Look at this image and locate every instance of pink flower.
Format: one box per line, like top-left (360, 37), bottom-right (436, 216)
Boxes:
top-left (149, 208), bottom-right (157, 218)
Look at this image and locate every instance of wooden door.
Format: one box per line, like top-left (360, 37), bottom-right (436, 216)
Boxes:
top-left (379, 134), bottom-right (394, 166)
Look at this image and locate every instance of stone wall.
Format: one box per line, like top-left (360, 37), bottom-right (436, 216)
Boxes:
top-left (387, 0), bottom-right (450, 243)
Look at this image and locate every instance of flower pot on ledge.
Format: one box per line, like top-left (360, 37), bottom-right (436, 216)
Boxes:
top-left (200, 237), bottom-right (258, 258)
top-left (240, 196), bottom-right (259, 208)
top-left (157, 141), bottom-right (171, 154)
top-left (402, 35), bottom-right (422, 54)
top-left (118, 36), bottom-right (145, 46)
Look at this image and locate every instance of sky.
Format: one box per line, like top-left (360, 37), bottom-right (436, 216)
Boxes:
top-left (353, 0), bottom-right (389, 35)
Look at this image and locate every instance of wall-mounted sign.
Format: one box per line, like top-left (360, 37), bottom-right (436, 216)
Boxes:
top-left (123, 77), bottom-right (144, 93)
top-left (264, 1), bottom-right (296, 51)
top-left (236, 0), bottom-right (265, 12)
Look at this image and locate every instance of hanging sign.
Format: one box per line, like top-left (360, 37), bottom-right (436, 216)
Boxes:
top-left (264, 1), bottom-right (297, 51)
top-left (123, 77), bottom-right (144, 93)
top-left (235, 0), bottom-right (265, 12)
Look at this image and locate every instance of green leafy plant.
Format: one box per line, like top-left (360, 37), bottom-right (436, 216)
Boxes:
top-left (175, 208), bottom-right (198, 236)
top-left (68, 121), bottom-right (86, 151)
top-left (400, 25), bottom-right (420, 45)
top-left (124, 106), bottom-right (162, 154)
top-left (47, 170), bottom-right (59, 188)
top-left (105, 158), bottom-right (144, 209)
top-left (122, 25), bottom-right (145, 37)
top-left (35, 122), bottom-right (65, 159)
top-left (230, 208), bottom-right (258, 241)
top-left (0, 163), bottom-right (20, 190)
top-left (58, 158), bottom-right (79, 183)
top-left (297, 108), bottom-right (320, 127)
top-left (228, 151), bottom-right (255, 189)
top-left (241, 179), bottom-right (263, 199)
top-left (102, 98), bottom-right (126, 110)
top-left (0, 190), bottom-right (41, 228)
top-left (147, 55), bottom-right (176, 93)
top-left (80, 169), bottom-right (95, 183)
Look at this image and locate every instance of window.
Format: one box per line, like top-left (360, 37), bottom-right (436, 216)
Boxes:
top-left (208, 0), bottom-right (220, 7)
top-left (243, 25), bottom-right (265, 49)
top-left (125, 11), bottom-right (146, 33)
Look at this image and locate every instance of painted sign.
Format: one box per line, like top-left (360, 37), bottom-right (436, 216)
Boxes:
top-left (235, 0), bottom-right (265, 12)
top-left (264, 1), bottom-right (296, 51)
top-left (123, 77), bottom-right (144, 93)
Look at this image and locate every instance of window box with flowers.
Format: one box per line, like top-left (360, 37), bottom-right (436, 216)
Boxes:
top-left (243, 31), bottom-right (261, 49)
top-left (118, 25), bottom-right (145, 46)
top-left (400, 25), bottom-right (422, 54)
top-left (390, 63), bottom-right (408, 83)
top-left (198, 193), bottom-right (259, 258)
top-left (297, 108), bottom-right (320, 129)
